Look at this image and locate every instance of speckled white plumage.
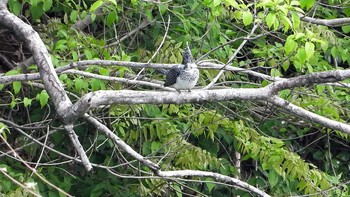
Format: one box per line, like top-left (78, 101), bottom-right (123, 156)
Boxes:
top-left (172, 63), bottom-right (199, 90)
top-left (164, 43), bottom-right (199, 91)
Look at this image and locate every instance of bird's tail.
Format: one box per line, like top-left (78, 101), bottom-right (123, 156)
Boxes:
top-left (156, 69), bottom-right (168, 75)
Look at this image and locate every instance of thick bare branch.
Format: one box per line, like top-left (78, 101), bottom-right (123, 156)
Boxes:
top-left (270, 70), bottom-right (350, 93)
top-left (66, 88), bottom-right (269, 122)
top-left (268, 96), bottom-right (350, 135)
top-left (0, 2), bottom-right (94, 170)
top-left (300, 14), bottom-right (350, 27)
top-left (83, 114), bottom-right (160, 171)
top-left (62, 69), bottom-right (170, 90)
top-left (0, 60), bottom-right (276, 84)
top-left (157, 170), bottom-right (270, 197)
top-left (0, 1), bottom-right (72, 118)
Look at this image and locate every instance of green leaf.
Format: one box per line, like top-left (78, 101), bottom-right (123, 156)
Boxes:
top-left (270, 68), bottom-right (282, 77)
top-left (281, 60), bottom-right (290, 71)
top-left (91, 13), bottom-right (96, 22)
top-left (257, 0), bottom-right (275, 8)
top-left (296, 48), bottom-right (307, 64)
top-left (306, 63), bottom-right (313, 73)
top-left (266, 12), bottom-right (276, 29)
top-left (344, 8), bottom-right (350, 17)
top-left (0, 122), bottom-right (9, 140)
top-left (70, 10), bottom-right (78, 23)
top-left (63, 13), bottom-right (69, 24)
top-left (72, 51), bottom-right (78, 61)
top-left (12, 81), bottom-right (21, 94)
top-left (268, 170), bottom-right (279, 188)
top-left (30, 0), bottom-right (38, 6)
top-left (173, 183), bottom-right (182, 197)
top-left (90, 78), bottom-right (102, 91)
top-left (295, 32), bottom-right (305, 40)
top-left (300, 0), bottom-right (315, 10)
top-left (10, 100), bottom-right (16, 109)
top-left (151, 141), bottom-right (161, 152)
top-left (23, 97), bottom-right (32, 107)
top-left (224, 0), bottom-right (239, 9)
top-left (55, 40), bottom-right (68, 51)
top-left (99, 68), bottom-right (110, 76)
top-left (242, 11), bottom-right (253, 26)
top-left (290, 0), bottom-right (300, 6)
top-left (5, 70), bottom-right (18, 76)
top-left (90, 0), bottom-right (104, 12)
top-left (312, 150), bottom-right (324, 160)
top-left (9, 0), bottom-right (22, 16)
top-left (142, 142), bottom-right (151, 155)
top-left (106, 10), bottom-right (117, 27)
top-left (342, 25), bottom-right (350, 33)
top-left (273, 16), bottom-right (280, 30)
top-left (205, 178), bottom-right (216, 192)
top-left (84, 49), bottom-right (93, 59)
top-left (36, 90), bottom-right (49, 108)
top-left (281, 15), bottom-right (292, 32)
top-left (30, 5), bottom-right (44, 20)
top-left (107, 0), bottom-right (117, 5)
top-left (43, 0), bottom-right (52, 12)
top-left (291, 11), bottom-right (300, 29)
top-left (74, 78), bottom-right (84, 92)
top-left (331, 47), bottom-right (338, 59)
top-left (261, 80), bottom-right (269, 87)
top-left (305, 42), bottom-right (315, 60)
top-left (213, 0), bottom-right (221, 7)
top-left (59, 74), bottom-right (68, 81)
top-left (316, 85), bottom-right (325, 95)
top-left (284, 36), bottom-right (297, 55)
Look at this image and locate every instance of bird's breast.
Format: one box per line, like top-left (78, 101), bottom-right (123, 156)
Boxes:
top-left (173, 68), bottom-right (199, 90)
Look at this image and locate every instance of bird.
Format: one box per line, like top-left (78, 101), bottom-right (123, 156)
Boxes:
top-left (163, 42), bottom-right (199, 92)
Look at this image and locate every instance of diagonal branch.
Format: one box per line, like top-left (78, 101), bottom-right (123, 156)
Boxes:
top-left (157, 170), bottom-right (270, 197)
top-left (204, 24), bottom-right (260, 89)
top-left (84, 114), bottom-right (270, 197)
top-left (84, 114), bottom-right (160, 171)
top-left (267, 96), bottom-right (350, 134)
top-left (0, 1), bottom-right (72, 117)
top-left (0, 0), bottom-right (92, 171)
top-left (64, 124), bottom-right (93, 171)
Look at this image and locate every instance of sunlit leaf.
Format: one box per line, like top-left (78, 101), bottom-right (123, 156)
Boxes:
top-left (242, 11), bottom-right (253, 26)
top-left (12, 81), bottom-right (21, 94)
top-left (23, 97), bottom-right (32, 107)
top-left (90, 0), bottom-right (104, 12)
top-left (266, 12), bottom-right (276, 28)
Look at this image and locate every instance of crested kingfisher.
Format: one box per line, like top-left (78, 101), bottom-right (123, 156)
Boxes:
top-left (163, 42), bottom-right (199, 91)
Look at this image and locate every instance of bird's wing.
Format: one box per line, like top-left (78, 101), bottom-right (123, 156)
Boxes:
top-left (156, 69), bottom-right (168, 75)
top-left (164, 66), bottom-right (181, 86)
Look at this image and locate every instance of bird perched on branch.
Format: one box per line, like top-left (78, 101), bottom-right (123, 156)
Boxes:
top-left (162, 42), bottom-right (199, 92)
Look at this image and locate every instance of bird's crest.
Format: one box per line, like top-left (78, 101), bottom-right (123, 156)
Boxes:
top-left (182, 42), bottom-right (194, 65)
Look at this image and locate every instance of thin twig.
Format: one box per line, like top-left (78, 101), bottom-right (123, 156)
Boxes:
top-left (134, 15), bottom-right (171, 80)
top-left (64, 124), bottom-right (93, 171)
top-left (31, 125), bottom-right (50, 176)
top-left (203, 24), bottom-right (259, 89)
top-left (107, 19), bottom-right (155, 47)
top-left (0, 134), bottom-right (73, 197)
